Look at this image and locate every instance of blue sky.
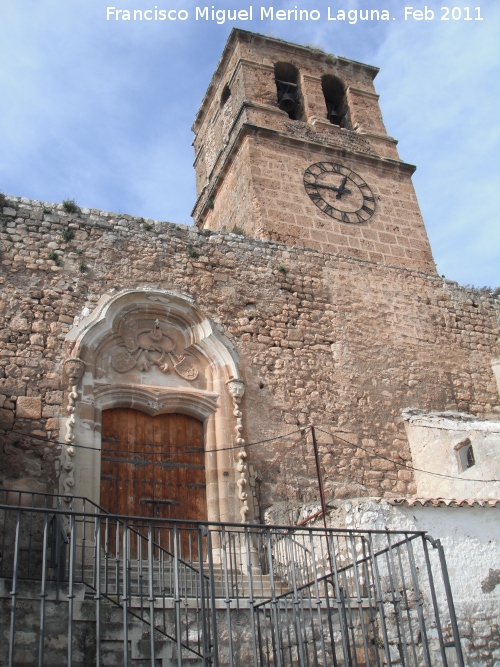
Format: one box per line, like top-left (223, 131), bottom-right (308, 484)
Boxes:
top-left (1, 0), bottom-right (499, 287)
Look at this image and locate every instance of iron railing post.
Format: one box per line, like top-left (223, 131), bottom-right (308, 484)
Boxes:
top-left (206, 528), bottom-right (220, 667)
top-left (221, 526), bottom-right (235, 667)
top-left (367, 533), bottom-right (392, 667)
top-left (422, 535), bottom-right (449, 666)
top-left (95, 514), bottom-right (102, 666)
top-left (8, 507), bottom-right (22, 667)
top-left (38, 511), bottom-right (50, 667)
top-left (406, 535), bottom-right (432, 667)
top-left (265, 527), bottom-right (284, 667)
top-left (198, 526), bottom-right (211, 667)
top-left (148, 520), bottom-right (156, 667)
top-left (122, 520), bottom-right (129, 667)
top-left (427, 535), bottom-right (466, 667)
top-left (173, 523), bottom-right (182, 667)
top-left (67, 512), bottom-right (76, 667)
top-left (245, 526), bottom-right (259, 667)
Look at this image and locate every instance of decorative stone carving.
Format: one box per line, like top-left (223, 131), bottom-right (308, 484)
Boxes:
top-left (228, 379), bottom-right (250, 521)
top-left (62, 445), bottom-right (75, 498)
top-left (283, 121), bottom-right (376, 156)
top-left (64, 358), bottom-right (85, 387)
top-left (236, 452), bottom-right (249, 522)
top-left (109, 319), bottom-right (199, 381)
top-left (64, 289), bottom-right (252, 524)
top-left (63, 380), bottom-right (79, 503)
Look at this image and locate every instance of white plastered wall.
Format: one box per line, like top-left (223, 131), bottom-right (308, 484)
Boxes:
top-left (402, 408), bottom-right (500, 499)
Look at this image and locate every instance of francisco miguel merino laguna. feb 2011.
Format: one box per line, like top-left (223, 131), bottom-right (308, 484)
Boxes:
top-left (105, 6), bottom-right (394, 23)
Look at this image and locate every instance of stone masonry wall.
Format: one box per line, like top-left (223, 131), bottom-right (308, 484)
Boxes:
top-left (0, 194), bottom-right (499, 511)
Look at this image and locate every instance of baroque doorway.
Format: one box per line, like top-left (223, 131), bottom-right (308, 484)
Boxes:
top-left (62, 289), bottom-right (253, 526)
top-left (100, 408), bottom-right (207, 522)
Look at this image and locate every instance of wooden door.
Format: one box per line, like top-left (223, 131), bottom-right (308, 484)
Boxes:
top-left (100, 409), bottom-right (206, 522)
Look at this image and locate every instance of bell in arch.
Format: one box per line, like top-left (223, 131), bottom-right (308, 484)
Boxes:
top-left (326, 102), bottom-right (342, 125)
top-left (279, 91), bottom-right (297, 114)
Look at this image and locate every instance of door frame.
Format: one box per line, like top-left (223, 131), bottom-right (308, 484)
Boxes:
top-left (60, 289), bottom-right (254, 526)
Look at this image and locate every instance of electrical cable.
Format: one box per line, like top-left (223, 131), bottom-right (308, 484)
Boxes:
top-left (5, 424), bottom-right (499, 483)
top-left (6, 428), bottom-right (305, 455)
top-left (314, 426), bottom-right (500, 484)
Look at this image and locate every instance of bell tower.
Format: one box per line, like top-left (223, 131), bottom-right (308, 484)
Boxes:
top-left (191, 29), bottom-right (436, 274)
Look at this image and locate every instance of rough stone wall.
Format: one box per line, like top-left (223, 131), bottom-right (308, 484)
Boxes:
top-left (202, 138), bottom-right (257, 235)
top-left (0, 194), bottom-right (498, 508)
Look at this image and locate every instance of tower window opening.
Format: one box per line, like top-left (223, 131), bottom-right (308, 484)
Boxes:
top-left (274, 62), bottom-right (302, 120)
top-left (220, 84), bottom-right (231, 107)
top-left (454, 438), bottom-right (476, 472)
top-left (321, 74), bottom-right (350, 128)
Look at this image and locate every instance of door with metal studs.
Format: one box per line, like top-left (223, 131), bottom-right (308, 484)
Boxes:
top-left (100, 408), bottom-right (207, 523)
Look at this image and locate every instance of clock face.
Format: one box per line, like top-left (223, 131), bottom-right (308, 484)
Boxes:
top-left (303, 162), bottom-right (376, 223)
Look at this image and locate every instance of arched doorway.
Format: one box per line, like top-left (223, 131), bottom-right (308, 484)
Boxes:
top-left (100, 408), bottom-right (207, 522)
top-left (62, 289), bottom-right (255, 527)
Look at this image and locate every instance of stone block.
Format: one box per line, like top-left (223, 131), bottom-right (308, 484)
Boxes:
top-left (45, 390), bottom-right (63, 405)
top-left (0, 408), bottom-right (14, 429)
top-left (31, 320), bottom-right (48, 333)
top-left (45, 418), bottom-right (59, 431)
top-left (10, 317), bottom-right (30, 332)
top-left (16, 396), bottom-right (42, 419)
top-left (288, 328), bottom-right (304, 341)
top-left (0, 378), bottom-right (26, 396)
top-left (473, 621), bottom-right (492, 638)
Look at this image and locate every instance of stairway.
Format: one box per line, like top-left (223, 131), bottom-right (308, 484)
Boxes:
top-left (83, 560), bottom-right (288, 604)
top-left (0, 578), bottom-right (207, 667)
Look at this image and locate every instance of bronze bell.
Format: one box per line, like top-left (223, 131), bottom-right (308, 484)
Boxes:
top-left (327, 103), bottom-right (341, 125)
top-left (279, 92), bottom-right (297, 114)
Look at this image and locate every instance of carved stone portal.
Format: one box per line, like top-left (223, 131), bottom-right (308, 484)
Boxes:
top-left (62, 288), bottom-right (254, 525)
top-left (109, 319), bottom-right (199, 381)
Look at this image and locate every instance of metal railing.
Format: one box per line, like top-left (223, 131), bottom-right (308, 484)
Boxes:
top-left (0, 491), bottom-right (465, 667)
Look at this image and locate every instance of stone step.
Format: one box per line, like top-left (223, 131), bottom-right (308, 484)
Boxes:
top-left (0, 579), bottom-right (207, 667)
top-left (82, 564), bottom-right (287, 600)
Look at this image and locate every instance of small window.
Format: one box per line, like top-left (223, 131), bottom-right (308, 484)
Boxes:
top-left (454, 438), bottom-right (475, 472)
top-left (220, 84), bottom-right (231, 108)
top-left (321, 74), bottom-right (349, 128)
top-left (274, 62), bottom-right (302, 120)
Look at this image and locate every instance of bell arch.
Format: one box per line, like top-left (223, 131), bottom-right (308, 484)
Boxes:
top-left (321, 74), bottom-right (350, 128)
top-left (61, 288), bottom-right (252, 525)
top-left (274, 62), bottom-right (303, 120)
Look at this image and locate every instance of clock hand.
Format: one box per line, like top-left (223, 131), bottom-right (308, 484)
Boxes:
top-left (335, 175), bottom-right (350, 199)
top-left (314, 182), bottom-right (352, 196)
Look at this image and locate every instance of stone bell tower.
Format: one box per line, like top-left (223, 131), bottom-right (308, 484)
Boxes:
top-left (191, 29), bottom-right (436, 274)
